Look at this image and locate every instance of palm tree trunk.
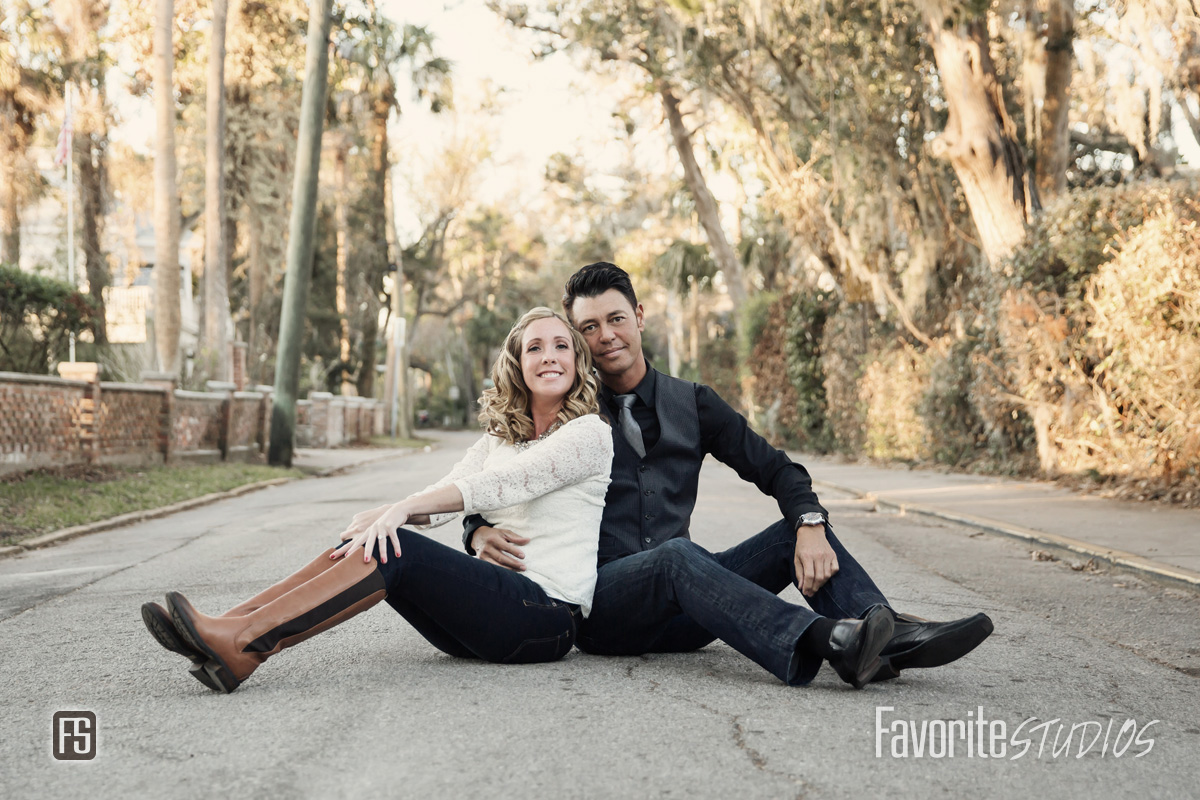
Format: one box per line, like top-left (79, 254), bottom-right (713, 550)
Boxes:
top-left (335, 139), bottom-right (354, 394)
top-left (203, 0), bottom-right (230, 379)
top-left (247, 200), bottom-right (265, 379)
top-left (269, 0), bottom-right (334, 466)
top-left (153, 0), bottom-right (182, 373)
top-left (0, 103), bottom-right (18, 265)
top-left (76, 124), bottom-right (107, 343)
top-left (355, 87), bottom-right (390, 399)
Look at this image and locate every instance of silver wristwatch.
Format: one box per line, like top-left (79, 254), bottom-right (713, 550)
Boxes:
top-left (799, 512), bottom-right (827, 528)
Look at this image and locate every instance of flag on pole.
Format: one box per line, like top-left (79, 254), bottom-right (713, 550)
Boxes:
top-left (54, 91), bottom-right (74, 167)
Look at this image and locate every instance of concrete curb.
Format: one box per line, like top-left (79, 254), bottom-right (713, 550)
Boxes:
top-left (309, 446), bottom-right (431, 478)
top-left (815, 479), bottom-right (1200, 593)
top-left (1, 445), bottom-right (431, 560)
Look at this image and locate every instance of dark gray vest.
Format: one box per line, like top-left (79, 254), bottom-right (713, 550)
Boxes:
top-left (598, 372), bottom-right (703, 565)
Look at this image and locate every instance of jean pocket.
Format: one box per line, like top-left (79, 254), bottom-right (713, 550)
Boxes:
top-left (501, 632), bottom-right (573, 664)
top-left (499, 600), bottom-right (575, 663)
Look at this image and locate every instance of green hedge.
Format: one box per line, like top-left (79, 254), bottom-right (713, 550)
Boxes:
top-left (0, 264), bottom-right (98, 374)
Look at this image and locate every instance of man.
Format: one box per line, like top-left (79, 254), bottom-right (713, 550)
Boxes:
top-left (465, 262), bottom-right (992, 688)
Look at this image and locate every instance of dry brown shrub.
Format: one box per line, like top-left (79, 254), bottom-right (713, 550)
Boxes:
top-left (859, 344), bottom-right (930, 461)
top-left (999, 195), bottom-right (1200, 504)
top-left (820, 302), bottom-right (873, 453)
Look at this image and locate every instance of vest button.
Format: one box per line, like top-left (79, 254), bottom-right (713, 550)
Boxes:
top-left (644, 513), bottom-right (654, 520)
top-left (644, 537), bottom-right (652, 544)
top-left (639, 465), bottom-right (648, 473)
top-left (643, 489), bottom-right (653, 496)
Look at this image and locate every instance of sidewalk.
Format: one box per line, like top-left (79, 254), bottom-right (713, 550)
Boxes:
top-left (292, 443), bottom-right (432, 476)
top-left (795, 452), bottom-right (1200, 591)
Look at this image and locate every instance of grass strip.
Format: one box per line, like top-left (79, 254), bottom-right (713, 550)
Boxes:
top-left (0, 463), bottom-right (305, 547)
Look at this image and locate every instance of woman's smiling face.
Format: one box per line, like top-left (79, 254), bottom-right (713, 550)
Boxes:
top-left (520, 316), bottom-right (577, 406)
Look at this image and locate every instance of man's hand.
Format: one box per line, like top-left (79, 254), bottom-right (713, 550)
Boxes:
top-left (471, 525), bottom-right (530, 572)
top-left (794, 524), bottom-right (839, 597)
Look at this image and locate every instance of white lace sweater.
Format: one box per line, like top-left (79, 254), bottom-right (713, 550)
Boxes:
top-left (409, 414), bottom-right (613, 616)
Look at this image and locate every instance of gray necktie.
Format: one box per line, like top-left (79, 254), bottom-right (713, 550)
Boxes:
top-left (614, 394), bottom-right (646, 458)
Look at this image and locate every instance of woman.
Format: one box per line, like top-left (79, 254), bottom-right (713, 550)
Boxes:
top-left (142, 307), bottom-right (613, 693)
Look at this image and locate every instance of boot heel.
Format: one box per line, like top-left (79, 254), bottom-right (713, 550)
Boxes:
top-left (198, 660), bottom-right (240, 694)
top-left (167, 592), bottom-right (243, 693)
top-left (186, 662), bottom-right (224, 692)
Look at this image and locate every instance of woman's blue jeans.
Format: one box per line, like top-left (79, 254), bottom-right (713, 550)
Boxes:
top-left (373, 528), bottom-right (577, 664)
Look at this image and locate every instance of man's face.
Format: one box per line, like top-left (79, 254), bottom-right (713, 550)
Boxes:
top-left (569, 289), bottom-right (645, 383)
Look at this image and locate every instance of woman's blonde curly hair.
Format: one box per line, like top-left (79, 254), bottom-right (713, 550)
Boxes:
top-left (477, 307), bottom-right (601, 445)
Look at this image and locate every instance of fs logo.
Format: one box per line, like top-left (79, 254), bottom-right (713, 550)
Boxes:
top-left (52, 711), bottom-right (97, 761)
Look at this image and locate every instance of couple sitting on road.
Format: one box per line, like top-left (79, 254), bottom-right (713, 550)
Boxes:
top-left (141, 262), bottom-right (993, 693)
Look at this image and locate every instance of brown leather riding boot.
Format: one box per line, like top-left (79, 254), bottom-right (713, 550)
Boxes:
top-left (143, 548), bottom-right (342, 673)
top-left (166, 554), bottom-right (386, 693)
top-left (222, 547), bottom-right (341, 616)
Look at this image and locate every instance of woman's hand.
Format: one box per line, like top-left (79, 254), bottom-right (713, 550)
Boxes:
top-left (339, 504), bottom-right (392, 540)
top-left (334, 502), bottom-right (409, 564)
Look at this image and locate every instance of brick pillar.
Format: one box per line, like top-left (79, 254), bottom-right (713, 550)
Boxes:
top-left (231, 342), bottom-right (248, 391)
top-left (309, 392), bottom-right (332, 448)
top-left (58, 362), bottom-right (100, 464)
top-left (206, 381), bottom-right (237, 462)
top-left (256, 384), bottom-right (273, 454)
top-left (141, 371), bottom-right (178, 463)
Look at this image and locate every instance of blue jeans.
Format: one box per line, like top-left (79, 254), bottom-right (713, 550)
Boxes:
top-left (373, 528), bottom-right (577, 664)
top-left (576, 520), bottom-right (889, 685)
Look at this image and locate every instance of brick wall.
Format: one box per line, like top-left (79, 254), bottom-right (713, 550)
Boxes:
top-left (0, 371), bottom-right (382, 475)
top-left (228, 393), bottom-right (264, 459)
top-left (173, 392), bottom-right (225, 461)
top-left (0, 373), bottom-right (90, 473)
top-left (97, 385), bottom-right (167, 466)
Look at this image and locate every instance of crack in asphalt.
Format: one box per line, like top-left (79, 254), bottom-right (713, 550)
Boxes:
top-left (0, 531), bottom-right (211, 623)
top-left (622, 659), bottom-right (809, 795)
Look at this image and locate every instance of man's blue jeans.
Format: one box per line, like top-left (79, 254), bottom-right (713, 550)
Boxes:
top-left (374, 528), bottom-right (577, 664)
top-left (575, 520), bottom-right (889, 685)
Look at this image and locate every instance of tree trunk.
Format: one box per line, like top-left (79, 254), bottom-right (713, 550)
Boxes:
top-left (666, 289), bottom-right (682, 377)
top-left (659, 81), bottom-right (746, 313)
top-left (334, 139), bottom-right (354, 394)
top-left (355, 86), bottom-right (391, 399)
top-left (203, 0), bottom-right (230, 379)
top-left (76, 122), bottom-right (108, 344)
top-left (381, 159), bottom-right (411, 438)
top-left (246, 201), bottom-right (265, 379)
top-left (0, 97), bottom-right (18, 265)
top-left (922, 4), bottom-right (1037, 267)
top-left (153, 0), bottom-right (182, 373)
top-left (269, 0), bottom-right (334, 466)
top-left (1036, 0), bottom-right (1074, 201)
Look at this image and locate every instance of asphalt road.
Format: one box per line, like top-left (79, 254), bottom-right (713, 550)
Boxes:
top-left (2, 431), bottom-right (1198, 799)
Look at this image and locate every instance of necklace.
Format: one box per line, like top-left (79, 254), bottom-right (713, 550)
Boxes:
top-left (515, 420), bottom-right (563, 451)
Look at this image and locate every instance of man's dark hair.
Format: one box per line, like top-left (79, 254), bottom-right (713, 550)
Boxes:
top-left (562, 262), bottom-right (639, 320)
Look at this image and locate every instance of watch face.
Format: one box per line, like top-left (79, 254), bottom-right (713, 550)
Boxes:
top-left (801, 513), bottom-right (826, 526)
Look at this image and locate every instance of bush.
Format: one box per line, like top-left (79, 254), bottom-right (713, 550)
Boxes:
top-left (992, 189), bottom-right (1200, 503)
top-left (1007, 183), bottom-right (1195, 299)
top-left (785, 290), bottom-right (837, 452)
top-left (0, 265), bottom-right (98, 374)
top-left (860, 344), bottom-right (929, 462)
